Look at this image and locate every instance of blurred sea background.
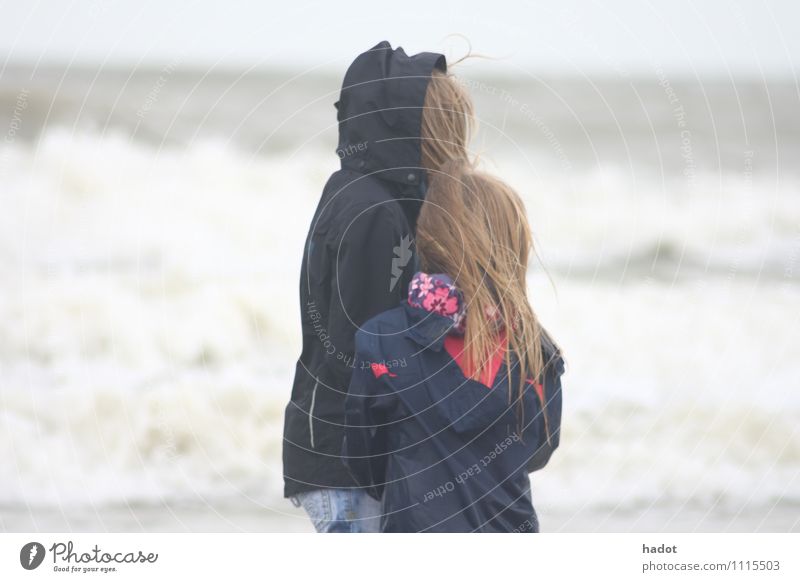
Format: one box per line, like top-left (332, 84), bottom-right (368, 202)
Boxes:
top-left (2, 0), bottom-right (800, 532)
top-left (1, 62), bottom-right (798, 533)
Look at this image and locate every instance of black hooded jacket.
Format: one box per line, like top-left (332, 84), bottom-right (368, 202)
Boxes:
top-left (282, 42), bottom-right (447, 497)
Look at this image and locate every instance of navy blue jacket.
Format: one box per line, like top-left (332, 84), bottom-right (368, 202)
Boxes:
top-left (343, 301), bottom-right (565, 532)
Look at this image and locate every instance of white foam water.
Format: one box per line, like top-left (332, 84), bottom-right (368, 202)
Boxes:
top-left (1, 129), bottom-right (799, 527)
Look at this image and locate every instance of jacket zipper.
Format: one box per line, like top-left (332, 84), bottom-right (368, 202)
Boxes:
top-left (309, 378), bottom-right (319, 449)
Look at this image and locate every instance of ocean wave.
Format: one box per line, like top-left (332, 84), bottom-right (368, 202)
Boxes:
top-left (1, 131), bottom-right (798, 513)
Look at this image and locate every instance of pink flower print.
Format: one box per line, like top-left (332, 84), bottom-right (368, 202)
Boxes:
top-left (417, 274), bottom-right (434, 295)
top-left (410, 273), bottom-right (432, 294)
top-left (422, 286), bottom-right (459, 316)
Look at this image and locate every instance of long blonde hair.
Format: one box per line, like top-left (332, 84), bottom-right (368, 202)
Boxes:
top-left (416, 161), bottom-right (550, 438)
top-left (420, 69), bottom-right (475, 172)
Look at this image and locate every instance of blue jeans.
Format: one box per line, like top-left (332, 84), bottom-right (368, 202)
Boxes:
top-left (291, 489), bottom-right (382, 533)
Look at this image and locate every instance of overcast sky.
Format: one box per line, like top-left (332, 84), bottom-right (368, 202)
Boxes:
top-left (1, 0), bottom-right (798, 76)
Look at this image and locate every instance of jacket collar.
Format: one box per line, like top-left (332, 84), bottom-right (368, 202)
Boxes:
top-left (404, 272), bottom-right (465, 351)
top-left (404, 272), bottom-right (565, 375)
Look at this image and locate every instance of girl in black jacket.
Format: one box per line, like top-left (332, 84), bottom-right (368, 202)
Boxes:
top-left (282, 41), bottom-right (475, 532)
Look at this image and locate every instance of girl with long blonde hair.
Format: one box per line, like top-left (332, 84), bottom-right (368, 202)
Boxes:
top-left (343, 161), bottom-right (565, 532)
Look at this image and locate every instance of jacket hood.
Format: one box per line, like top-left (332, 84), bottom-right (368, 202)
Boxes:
top-left (335, 41), bottom-right (446, 199)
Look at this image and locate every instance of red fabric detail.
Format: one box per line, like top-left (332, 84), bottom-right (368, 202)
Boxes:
top-left (526, 379), bottom-right (545, 405)
top-left (370, 363), bottom-right (397, 378)
top-left (444, 330), bottom-right (507, 388)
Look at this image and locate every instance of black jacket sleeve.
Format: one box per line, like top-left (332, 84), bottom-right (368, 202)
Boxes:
top-left (342, 334), bottom-right (394, 500)
top-left (326, 204), bottom-right (410, 391)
